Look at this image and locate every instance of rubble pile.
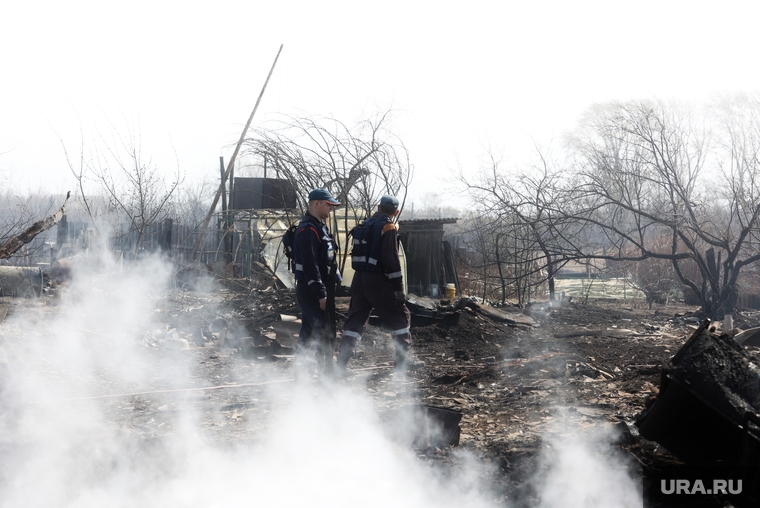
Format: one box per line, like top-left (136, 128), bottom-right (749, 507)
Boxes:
top-left (4, 275), bottom-right (760, 506)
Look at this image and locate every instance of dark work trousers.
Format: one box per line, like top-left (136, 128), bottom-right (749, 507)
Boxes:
top-left (341, 271), bottom-right (411, 352)
top-left (296, 280), bottom-right (329, 346)
top-left (296, 280), bottom-right (335, 373)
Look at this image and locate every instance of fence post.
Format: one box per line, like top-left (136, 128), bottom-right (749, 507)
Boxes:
top-left (161, 218), bottom-right (173, 252)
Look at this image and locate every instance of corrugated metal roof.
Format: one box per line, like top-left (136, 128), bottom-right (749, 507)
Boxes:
top-left (398, 218), bottom-right (458, 224)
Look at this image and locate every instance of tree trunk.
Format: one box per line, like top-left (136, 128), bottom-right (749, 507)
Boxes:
top-left (494, 236), bottom-right (507, 305)
top-left (134, 231), bottom-right (144, 258)
top-left (546, 257), bottom-right (555, 301)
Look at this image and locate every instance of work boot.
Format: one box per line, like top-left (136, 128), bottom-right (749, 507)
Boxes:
top-left (335, 345), bottom-right (355, 379)
top-left (393, 344), bottom-right (424, 373)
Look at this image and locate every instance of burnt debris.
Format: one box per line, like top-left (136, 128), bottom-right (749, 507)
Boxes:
top-left (636, 319), bottom-right (760, 506)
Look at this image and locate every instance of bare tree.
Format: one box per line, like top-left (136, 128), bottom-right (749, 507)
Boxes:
top-left (455, 96), bottom-right (760, 317)
top-left (172, 177), bottom-right (215, 231)
top-left (59, 118), bottom-right (184, 257)
top-left (606, 234), bottom-right (678, 308)
top-left (93, 134), bottom-right (182, 254)
top-left (242, 111), bottom-right (413, 272)
top-left (562, 98), bottom-right (760, 317)
top-left (456, 212), bottom-right (501, 301)
top-left (456, 149), bottom-right (577, 303)
top-left (58, 124), bottom-right (106, 237)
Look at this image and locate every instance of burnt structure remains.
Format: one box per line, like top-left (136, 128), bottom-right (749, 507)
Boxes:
top-left (398, 218), bottom-right (459, 298)
top-left (637, 320), bottom-right (760, 506)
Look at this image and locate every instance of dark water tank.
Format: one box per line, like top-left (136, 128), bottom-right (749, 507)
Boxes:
top-left (232, 178), bottom-right (297, 210)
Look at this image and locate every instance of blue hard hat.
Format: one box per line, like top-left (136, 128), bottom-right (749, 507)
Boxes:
top-left (308, 188), bottom-right (341, 206)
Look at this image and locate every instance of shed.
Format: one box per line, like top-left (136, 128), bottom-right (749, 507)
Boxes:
top-left (398, 218), bottom-right (459, 297)
top-left (232, 178), bottom-right (297, 210)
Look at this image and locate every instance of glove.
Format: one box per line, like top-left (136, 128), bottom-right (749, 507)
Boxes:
top-left (393, 291), bottom-right (406, 306)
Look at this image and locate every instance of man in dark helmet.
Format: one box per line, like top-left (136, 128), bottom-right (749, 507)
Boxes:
top-left (292, 188), bottom-right (341, 378)
top-left (337, 195), bottom-right (423, 375)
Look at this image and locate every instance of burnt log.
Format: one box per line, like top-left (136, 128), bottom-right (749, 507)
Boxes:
top-left (0, 192), bottom-right (70, 260)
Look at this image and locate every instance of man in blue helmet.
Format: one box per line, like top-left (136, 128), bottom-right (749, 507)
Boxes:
top-left (337, 195), bottom-right (422, 375)
top-left (292, 188), bottom-right (341, 378)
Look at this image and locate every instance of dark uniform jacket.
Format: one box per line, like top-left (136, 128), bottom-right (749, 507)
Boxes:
top-left (293, 211), bottom-right (338, 299)
top-left (369, 211), bottom-right (404, 291)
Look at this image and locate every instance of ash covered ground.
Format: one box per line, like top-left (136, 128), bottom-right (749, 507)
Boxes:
top-left (3, 269), bottom-right (760, 507)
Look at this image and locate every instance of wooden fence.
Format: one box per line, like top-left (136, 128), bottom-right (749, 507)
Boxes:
top-left (1, 213), bottom-right (292, 281)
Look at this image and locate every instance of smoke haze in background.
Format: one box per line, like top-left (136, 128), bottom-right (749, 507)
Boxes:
top-left (0, 253), bottom-right (640, 507)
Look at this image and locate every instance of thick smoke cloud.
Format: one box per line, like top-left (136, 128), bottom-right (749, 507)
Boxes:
top-left (0, 252), bottom-right (641, 507)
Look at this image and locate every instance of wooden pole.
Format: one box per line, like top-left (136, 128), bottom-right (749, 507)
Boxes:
top-left (190, 44), bottom-right (283, 262)
top-left (219, 156), bottom-right (227, 213)
top-left (219, 156), bottom-right (234, 263)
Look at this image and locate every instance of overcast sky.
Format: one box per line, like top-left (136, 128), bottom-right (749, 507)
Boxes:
top-left (2, 0), bottom-right (759, 207)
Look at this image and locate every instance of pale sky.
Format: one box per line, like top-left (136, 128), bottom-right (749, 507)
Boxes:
top-left (2, 0), bottom-right (759, 207)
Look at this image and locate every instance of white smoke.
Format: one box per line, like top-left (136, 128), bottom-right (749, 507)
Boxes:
top-left (0, 252), bottom-right (500, 508)
top-left (533, 424), bottom-right (641, 508)
top-left (0, 252), bottom-right (643, 507)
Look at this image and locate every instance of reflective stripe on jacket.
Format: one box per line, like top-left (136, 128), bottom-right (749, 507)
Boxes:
top-left (293, 212), bottom-right (338, 299)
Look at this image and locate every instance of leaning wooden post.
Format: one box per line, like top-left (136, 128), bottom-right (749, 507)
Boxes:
top-left (190, 44), bottom-right (283, 263)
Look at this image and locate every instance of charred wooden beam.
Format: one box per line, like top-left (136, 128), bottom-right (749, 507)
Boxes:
top-left (0, 192), bottom-right (70, 260)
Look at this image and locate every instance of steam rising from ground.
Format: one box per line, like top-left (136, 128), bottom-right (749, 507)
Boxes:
top-left (533, 425), bottom-right (641, 508)
top-left (0, 253), bottom-right (640, 507)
